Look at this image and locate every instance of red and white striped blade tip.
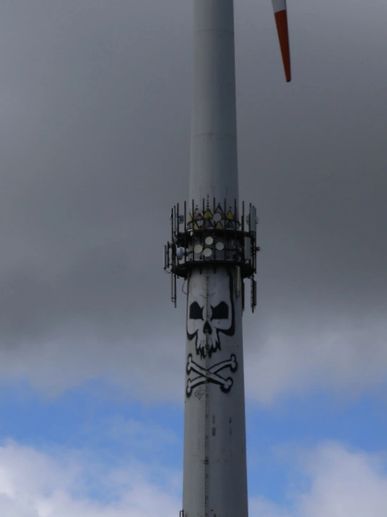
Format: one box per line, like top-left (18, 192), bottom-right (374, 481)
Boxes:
top-left (272, 0), bottom-right (292, 82)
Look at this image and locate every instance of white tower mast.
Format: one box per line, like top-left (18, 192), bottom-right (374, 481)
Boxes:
top-left (165, 1), bottom-right (291, 515)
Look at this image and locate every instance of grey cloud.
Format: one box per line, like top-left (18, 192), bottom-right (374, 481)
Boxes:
top-left (0, 0), bottom-right (386, 400)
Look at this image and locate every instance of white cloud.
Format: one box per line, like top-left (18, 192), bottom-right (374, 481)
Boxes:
top-left (0, 331), bottom-right (185, 402)
top-left (1, 311), bottom-right (386, 406)
top-left (297, 443), bottom-right (387, 517)
top-left (245, 315), bottom-right (387, 405)
top-left (0, 441), bottom-right (387, 517)
top-left (250, 443), bottom-right (387, 517)
top-left (250, 497), bottom-right (291, 517)
top-left (0, 441), bottom-right (180, 517)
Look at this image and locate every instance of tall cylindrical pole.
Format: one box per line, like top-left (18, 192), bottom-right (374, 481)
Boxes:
top-left (185, 1), bottom-right (247, 515)
top-left (165, 1), bottom-right (258, 515)
top-left (189, 0), bottom-right (238, 204)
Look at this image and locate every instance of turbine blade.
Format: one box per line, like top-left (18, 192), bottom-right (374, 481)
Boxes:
top-left (272, 0), bottom-right (291, 82)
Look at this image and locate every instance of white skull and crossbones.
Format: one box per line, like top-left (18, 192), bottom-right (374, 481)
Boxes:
top-left (186, 270), bottom-right (235, 358)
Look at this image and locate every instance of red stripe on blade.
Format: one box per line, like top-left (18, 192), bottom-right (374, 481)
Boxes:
top-left (274, 9), bottom-right (291, 82)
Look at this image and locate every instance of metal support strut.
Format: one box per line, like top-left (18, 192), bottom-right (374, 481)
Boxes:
top-left (165, 198), bottom-right (259, 311)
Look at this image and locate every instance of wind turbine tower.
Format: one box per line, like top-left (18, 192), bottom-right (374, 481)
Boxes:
top-left (165, 1), bottom-right (291, 515)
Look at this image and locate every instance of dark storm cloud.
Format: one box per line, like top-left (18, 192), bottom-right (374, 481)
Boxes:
top-left (237, 0), bottom-right (387, 401)
top-left (0, 0), bottom-right (189, 336)
top-left (0, 0), bottom-right (385, 399)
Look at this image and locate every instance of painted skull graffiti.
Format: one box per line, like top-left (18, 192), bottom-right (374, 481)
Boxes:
top-left (187, 270), bottom-right (235, 358)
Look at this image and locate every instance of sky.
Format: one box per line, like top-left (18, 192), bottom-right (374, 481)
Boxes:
top-left (0, 0), bottom-right (386, 515)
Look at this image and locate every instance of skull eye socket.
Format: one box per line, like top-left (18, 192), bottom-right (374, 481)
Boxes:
top-left (211, 302), bottom-right (229, 320)
top-left (189, 302), bottom-right (203, 320)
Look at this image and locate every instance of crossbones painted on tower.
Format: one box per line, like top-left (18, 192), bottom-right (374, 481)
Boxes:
top-left (186, 353), bottom-right (238, 396)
